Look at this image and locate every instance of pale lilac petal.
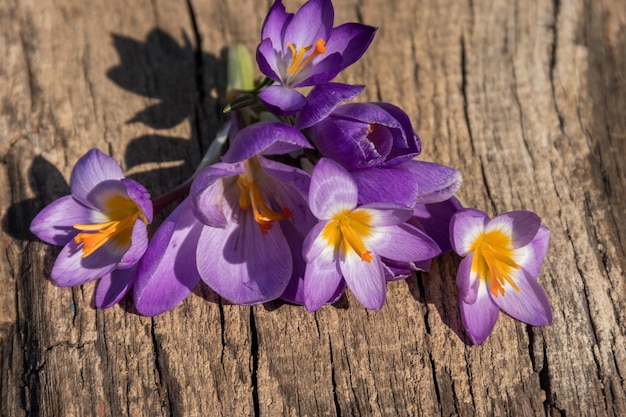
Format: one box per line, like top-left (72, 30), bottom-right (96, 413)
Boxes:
top-left (285, 0), bottom-right (333, 49)
top-left (487, 211), bottom-right (541, 249)
top-left (222, 121), bottom-right (312, 163)
top-left (460, 285), bottom-right (500, 345)
top-left (95, 266), bottom-right (137, 309)
top-left (51, 239), bottom-right (122, 287)
top-left (123, 178), bottom-right (153, 223)
top-left (117, 217), bottom-right (148, 269)
top-left (256, 38), bottom-right (281, 81)
top-left (259, 85), bottom-right (307, 116)
top-left (197, 209), bottom-right (292, 305)
top-left (86, 180), bottom-right (129, 212)
top-left (70, 149), bottom-right (124, 205)
top-left (295, 83), bottom-right (364, 129)
top-left (325, 23), bottom-right (377, 69)
top-left (30, 196), bottom-right (92, 245)
top-left (340, 250), bottom-right (386, 310)
top-left (450, 208), bottom-right (489, 256)
top-left (358, 204), bottom-right (412, 226)
top-left (410, 160), bottom-right (463, 204)
top-left (261, 0), bottom-right (290, 43)
top-left (368, 223), bottom-right (441, 263)
top-left (456, 253), bottom-right (480, 304)
top-left (519, 225), bottom-right (550, 278)
top-left (303, 247), bottom-right (343, 311)
top-left (490, 269), bottom-right (553, 326)
top-left (309, 158), bottom-right (358, 219)
top-left (190, 162), bottom-right (244, 228)
top-left (351, 165), bottom-right (419, 207)
top-left (133, 199), bottom-right (203, 316)
top-left (303, 222), bottom-right (331, 262)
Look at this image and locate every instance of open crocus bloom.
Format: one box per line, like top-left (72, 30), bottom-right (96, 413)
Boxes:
top-left (450, 208), bottom-right (552, 345)
top-left (30, 149), bottom-right (152, 308)
top-left (303, 158), bottom-right (440, 311)
top-left (256, 0), bottom-right (376, 115)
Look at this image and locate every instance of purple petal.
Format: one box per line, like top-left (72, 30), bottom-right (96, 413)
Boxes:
top-left (340, 250), bottom-right (386, 310)
top-left (70, 149), bottom-right (124, 206)
top-left (374, 102), bottom-right (421, 160)
top-left (191, 162), bottom-right (244, 227)
top-left (51, 239), bottom-right (122, 287)
top-left (487, 211), bottom-right (542, 249)
top-left (460, 285), bottom-right (500, 345)
top-left (259, 85), bottom-right (307, 116)
top-left (123, 178), bottom-right (153, 223)
top-left (410, 160), bottom-right (463, 204)
top-left (303, 223), bottom-right (331, 262)
top-left (197, 208), bottom-right (292, 305)
top-left (382, 258), bottom-right (418, 280)
top-left (369, 223), bottom-right (441, 263)
top-left (95, 266), bottom-right (137, 309)
top-left (303, 247), bottom-right (343, 311)
top-left (358, 204), bottom-right (413, 226)
top-left (450, 208), bottom-right (489, 256)
top-left (117, 217), bottom-right (148, 269)
top-left (456, 253), bottom-right (480, 304)
top-left (309, 158), bottom-right (358, 219)
top-left (284, 0), bottom-right (333, 49)
top-left (521, 225), bottom-right (550, 278)
top-left (222, 121), bottom-right (312, 163)
top-left (256, 38), bottom-right (281, 81)
top-left (261, 0), bottom-right (291, 44)
top-left (325, 22), bottom-right (377, 69)
top-left (30, 196), bottom-right (91, 245)
top-left (411, 197), bottom-right (462, 253)
top-left (490, 269), bottom-right (553, 326)
top-left (133, 199), bottom-right (203, 316)
top-left (295, 83), bottom-right (364, 129)
top-left (293, 52), bottom-right (343, 87)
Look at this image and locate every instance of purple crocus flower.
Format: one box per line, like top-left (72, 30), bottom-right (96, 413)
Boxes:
top-left (303, 158), bottom-right (440, 311)
top-left (303, 100), bottom-right (463, 207)
top-left (133, 121), bottom-right (316, 315)
top-left (450, 208), bottom-right (553, 345)
top-left (30, 149), bottom-right (152, 308)
top-left (256, 0), bottom-right (376, 115)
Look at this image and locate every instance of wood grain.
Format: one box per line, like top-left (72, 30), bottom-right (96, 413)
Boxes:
top-left (1, 0), bottom-right (625, 415)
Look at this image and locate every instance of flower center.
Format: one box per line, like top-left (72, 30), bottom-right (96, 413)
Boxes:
top-left (237, 159), bottom-right (290, 235)
top-left (286, 38), bottom-right (327, 77)
top-left (470, 229), bottom-right (521, 297)
top-left (73, 194), bottom-right (147, 258)
top-left (322, 209), bottom-right (373, 262)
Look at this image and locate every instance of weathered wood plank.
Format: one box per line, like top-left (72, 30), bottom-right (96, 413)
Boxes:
top-left (1, 0), bottom-right (625, 416)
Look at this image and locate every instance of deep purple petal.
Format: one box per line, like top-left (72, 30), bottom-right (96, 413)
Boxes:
top-left (133, 199), bottom-right (203, 316)
top-left (487, 210), bottom-right (542, 249)
top-left (261, 0), bottom-right (291, 44)
top-left (222, 121), bottom-right (312, 163)
top-left (259, 85), bottom-right (307, 116)
top-left (460, 285), bottom-right (500, 345)
top-left (309, 158), bottom-right (358, 219)
top-left (456, 253), bottom-right (480, 304)
top-left (369, 223), bottom-right (441, 263)
top-left (123, 178), bottom-right (153, 223)
top-left (30, 196), bottom-right (91, 245)
top-left (411, 197), bottom-right (462, 253)
top-left (490, 269), bottom-right (553, 326)
top-left (197, 209), bottom-right (292, 305)
top-left (340, 251), bottom-right (386, 310)
top-left (450, 208), bottom-right (489, 256)
top-left (295, 83), bottom-right (365, 129)
top-left (325, 22), bottom-right (377, 69)
top-left (256, 38), bottom-right (281, 81)
top-left (303, 247), bottom-right (343, 311)
top-left (285, 0), bottom-right (333, 49)
top-left (373, 102), bottom-right (421, 160)
top-left (51, 239), bottom-right (122, 287)
top-left (70, 149), bottom-right (124, 205)
top-left (308, 116), bottom-right (374, 170)
top-left (292, 52), bottom-right (343, 87)
top-left (117, 217), bottom-right (148, 269)
top-left (191, 162), bottom-right (244, 227)
top-left (94, 266), bottom-right (137, 309)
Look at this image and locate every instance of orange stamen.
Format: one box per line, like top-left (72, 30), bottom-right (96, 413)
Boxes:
top-left (470, 229), bottom-right (521, 297)
top-left (286, 38), bottom-right (327, 76)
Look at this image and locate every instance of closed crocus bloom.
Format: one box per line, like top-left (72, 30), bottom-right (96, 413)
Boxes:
top-left (256, 0), bottom-right (376, 115)
top-left (30, 149), bottom-right (152, 308)
top-left (302, 158), bottom-right (440, 311)
top-left (450, 208), bottom-right (553, 345)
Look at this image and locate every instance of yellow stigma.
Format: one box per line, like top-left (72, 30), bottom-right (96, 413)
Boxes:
top-left (321, 209), bottom-right (373, 262)
top-left (237, 158), bottom-right (290, 235)
top-left (470, 229), bottom-right (521, 297)
top-left (286, 38), bottom-right (327, 76)
top-left (73, 194), bottom-right (148, 258)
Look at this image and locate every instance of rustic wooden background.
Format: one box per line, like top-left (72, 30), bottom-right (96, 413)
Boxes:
top-left (1, 0), bottom-right (625, 415)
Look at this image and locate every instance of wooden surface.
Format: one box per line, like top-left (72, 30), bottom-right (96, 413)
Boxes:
top-left (1, 0), bottom-right (625, 415)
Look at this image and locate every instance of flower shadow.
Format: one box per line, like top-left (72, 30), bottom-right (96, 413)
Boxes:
top-left (405, 254), bottom-right (472, 345)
